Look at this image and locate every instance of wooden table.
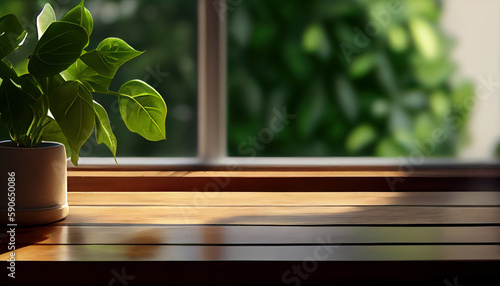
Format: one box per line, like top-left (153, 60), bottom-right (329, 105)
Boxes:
top-left (1, 171), bottom-right (500, 285)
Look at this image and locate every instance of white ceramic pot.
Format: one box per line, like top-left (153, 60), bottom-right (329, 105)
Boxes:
top-left (0, 141), bottom-right (68, 226)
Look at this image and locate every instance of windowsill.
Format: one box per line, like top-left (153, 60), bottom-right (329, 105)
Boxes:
top-left (72, 157), bottom-right (500, 170)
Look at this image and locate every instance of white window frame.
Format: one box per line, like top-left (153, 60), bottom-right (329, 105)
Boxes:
top-left (78, 0), bottom-right (225, 168)
top-left (76, 0), bottom-right (500, 170)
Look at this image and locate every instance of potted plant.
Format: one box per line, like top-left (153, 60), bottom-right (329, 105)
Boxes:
top-left (0, 1), bottom-right (167, 225)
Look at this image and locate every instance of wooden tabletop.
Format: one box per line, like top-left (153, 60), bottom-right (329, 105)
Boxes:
top-left (1, 190), bottom-right (500, 285)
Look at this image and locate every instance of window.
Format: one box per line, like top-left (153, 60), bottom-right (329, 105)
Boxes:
top-left (2, 0), bottom-right (499, 168)
top-left (226, 0), bottom-right (500, 160)
top-left (0, 0), bottom-right (198, 159)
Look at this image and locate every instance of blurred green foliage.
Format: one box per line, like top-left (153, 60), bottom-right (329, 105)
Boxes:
top-left (228, 0), bottom-right (474, 157)
top-left (0, 0), bottom-right (197, 157)
top-left (1, 0), bottom-right (477, 158)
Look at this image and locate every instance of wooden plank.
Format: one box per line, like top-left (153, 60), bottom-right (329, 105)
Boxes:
top-left (2, 244), bottom-right (499, 261)
top-left (67, 191), bottom-right (500, 206)
top-left (68, 170), bottom-right (500, 178)
top-left (52, 206), bottom-right (500, 225)
top-left (2, 226), bottom-right (500, 245)
top-left (67, 170), bottom-right (500, 191)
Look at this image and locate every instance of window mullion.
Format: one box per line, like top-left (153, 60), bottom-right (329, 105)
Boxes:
top-left (198, 0), bottom-right (227, 163)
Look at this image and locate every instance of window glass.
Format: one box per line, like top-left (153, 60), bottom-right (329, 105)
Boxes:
top-left (0, 0), bottom-right (198, 157)
top-left (227, 0), bottom-right (500, 159)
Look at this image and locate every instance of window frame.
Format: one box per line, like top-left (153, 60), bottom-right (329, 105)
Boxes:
top-left (77, 0), bottom-right (223, 167)
top-left (73, 0), bottom-right (500, 172)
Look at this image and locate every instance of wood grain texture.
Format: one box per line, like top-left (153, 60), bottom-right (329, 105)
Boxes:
top-left (0, 190), bottom-right (499, 286)
top-left (67, 191), bottom-right (500, 206)
top-left (3, 245), bottom-right (500, 261)
top-left (67, 170), bottom-right (500, 191)
top-left (2, 226), bottom-right (500, 245)
top-left (53, 205), bottom-right (500, 225)
top-left (68, 170), bottom-right (500, 177)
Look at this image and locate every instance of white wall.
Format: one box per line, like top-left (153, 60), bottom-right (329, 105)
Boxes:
top-left (441, 0), bottom-right (500, 159)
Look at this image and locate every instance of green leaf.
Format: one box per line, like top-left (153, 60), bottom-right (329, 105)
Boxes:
top-left (452, 82), bottom-right (474, 108)
top-left (40, 118), bottom-right (72, 157)
top-left (401, 91), bottom-right (427, 110)
top-left (430, 90), bottom-right (449, 119)
top-left (117, 80), bottom-right (167, 141)
top-left (61, 59), bottom-right (112, 92)
top-left (39, 74), bottom-right (65, 97)
top-left (371, 98), bottom-right (389, 118)
top-left (31, 95), bottom-right (50, 144)
top-left (94, 101), bottom-right (117, 160)
top-left (19, 74), bottom-right (47, 132)
top-left (346, 124), bottom-right (376, 153)
top-left (388, 25), bottom-right (409, 53)
top-left (298, 81), bottom-right (326, 139)
top-left (28, 21), bottom-right (89, 77)
top-left (230, 7), bottom-right (252, 46)
top-left (49, 81), bottom-right (95, 166)
top-left (19, 74), bottom-right (43, 101)
top-left (407, 0), bottom-right (440, 21)
top-left (412, 55), bottom-right (454, 88)
top-left (335, 75), bottom-right (358, 121)
top-left (349, 54), bottom-right (376, 78)
top-left (236, 71), bottom-right (263, 117)
top-left (376, 138), bottom-right (406, 157)
top-left (36, 4), bottom-right (56, 40)
top-left (81, 38), bottom-right (143, 78)
top-left (18, 74), bottom-right (45, 121)
top-left (409, 17), bottom-right (440, 60)
top-left (61, 0), bottom-right (94, 37)
top-left (376, 53), bottom-right (399, 98)
top-left (0, 79), bottom-right (35, 141)
top-left (302, 23), bottom-right (330, 59)
top-left (415, 112), bottom-right (435, 142)
top-left (0, 60), bottom-right (19, 82)
top-left (283, 41), bottom-right (311, 80)
top-left (0, 14), bottom-right (28, 59)
top-left (389, 106), bottom-right (412, 133)
top-left (0, 74), bottom-right (47, 147)
top-left (393, 129), bottom-right (416, 151)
